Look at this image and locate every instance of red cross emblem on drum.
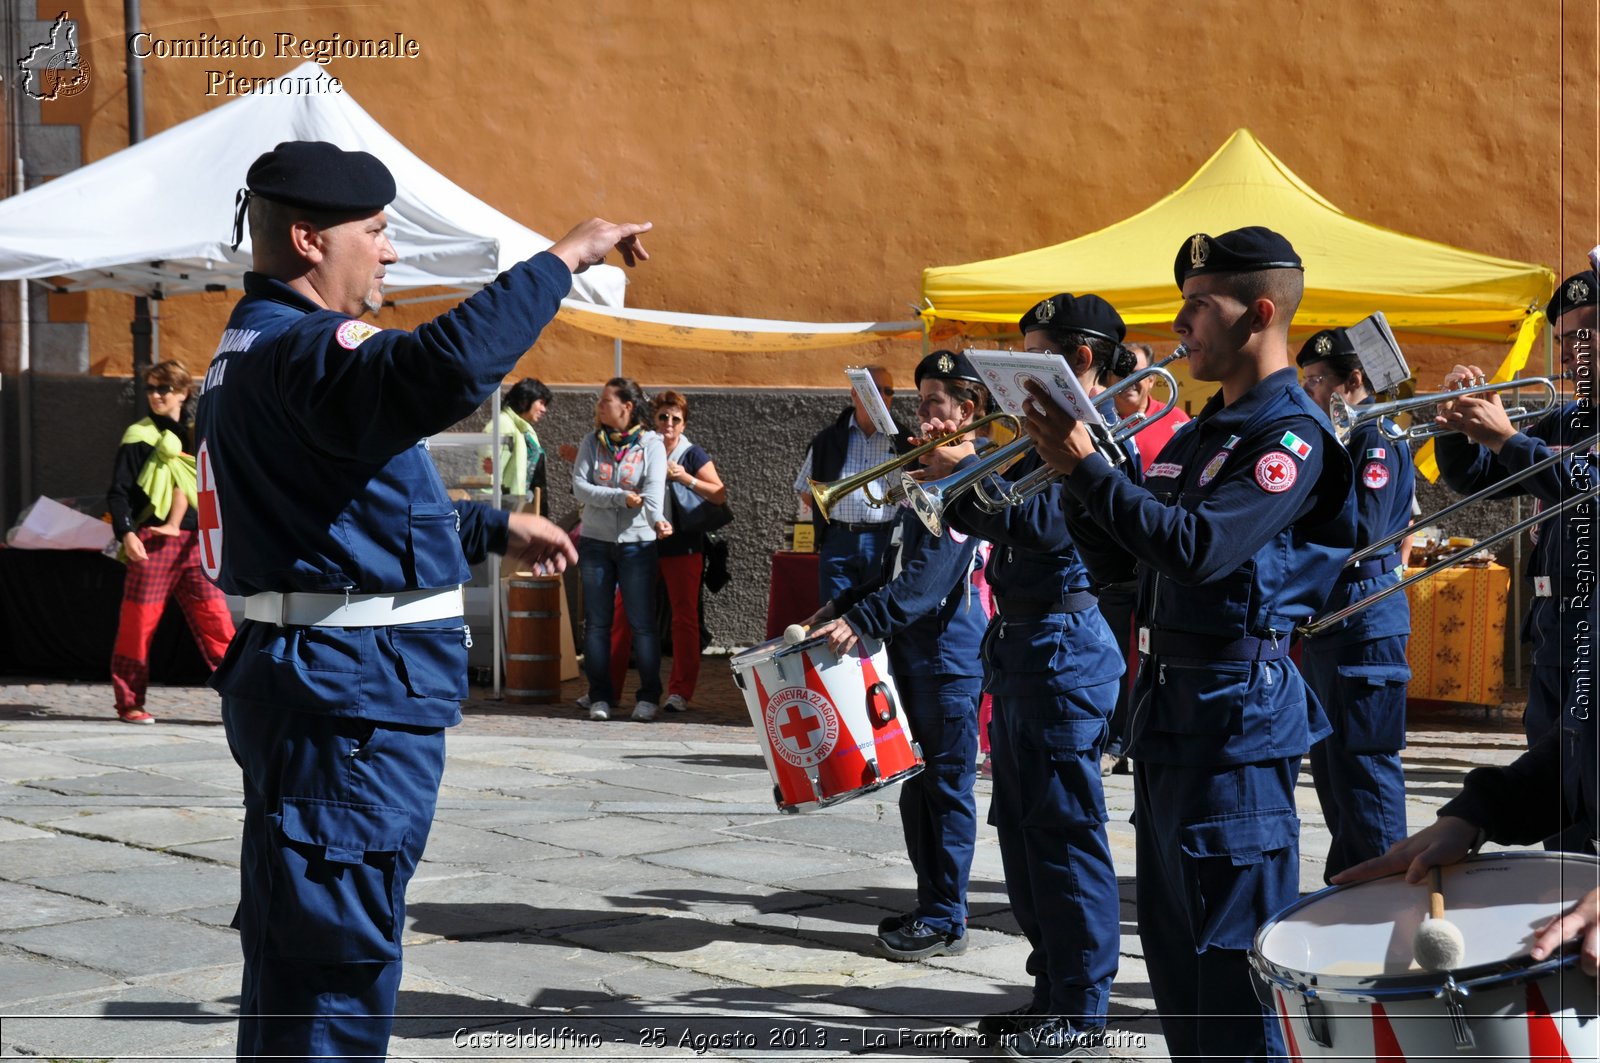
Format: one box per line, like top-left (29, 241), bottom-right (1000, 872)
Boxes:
top-left (1255, 451), bottom-right (1297, 493)
top-left (763, 687), bottom-right (839, 768)
top-left (1362, 461), bottom-right (1390, 490)
top-left (195, 440), bottom-right (223, 580)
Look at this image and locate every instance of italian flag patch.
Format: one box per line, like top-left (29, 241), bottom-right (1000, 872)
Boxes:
top-left (1280, 431), bottom-right (1312, 459)
top-left (1366, 447), bottom-right (1386, 460)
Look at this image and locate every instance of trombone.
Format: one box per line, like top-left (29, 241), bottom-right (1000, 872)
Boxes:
top-left (903, 346), bottom-right (1189, 534)
top-left (1329, 374), bottom-right (1563, 444)
top-left (1300, 430), bottom-right (1600, 637)
top-left (807, 411), bottom-right (1020, 521)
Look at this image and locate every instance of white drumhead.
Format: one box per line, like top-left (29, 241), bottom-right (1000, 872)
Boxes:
top-left (1258, 852), bottom-right (1599, 978)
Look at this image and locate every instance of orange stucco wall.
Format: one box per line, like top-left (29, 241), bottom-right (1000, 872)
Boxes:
top-left (32, 0), bottom-right (1600, 391)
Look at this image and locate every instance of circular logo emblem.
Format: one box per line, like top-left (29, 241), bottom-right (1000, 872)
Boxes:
top-left (1255, 451), bottom-right (1298, 493)
top-left (335, 319), bottom-right (381, 350)
top-left (1198, 449), bottom-right (1230, 486)
top-left (1362, 461), bottom-right (1390, 490)
top-left (196, 440), bottom-right (223, 580)
top-left (763, 687), bottom-right (839, 768)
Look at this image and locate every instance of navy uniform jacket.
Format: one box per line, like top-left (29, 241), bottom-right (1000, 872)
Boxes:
top-left (941, 449), bottom-right (1124, 698)
top-left (1063, 368), bottom-right (1357, 766)
top-left (194, 253), bottom-right (573, 727)
top-left (831, 505), bottom-right (986, 681)
top-left (1436, 401), bottom-right (1595, 667)
top-left (1306, 407), bottom-right (1415, 645)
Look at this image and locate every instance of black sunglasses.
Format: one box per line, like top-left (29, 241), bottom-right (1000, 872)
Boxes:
top-left (144, 384), bottom-right (178, 396)
top-left (656, 412), bottom-right (684, 424)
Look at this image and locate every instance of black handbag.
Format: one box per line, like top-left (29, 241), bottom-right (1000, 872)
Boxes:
top-left (668, 479), bottom-right (734, 538)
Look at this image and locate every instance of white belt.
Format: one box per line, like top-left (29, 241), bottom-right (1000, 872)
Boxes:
top-left (244, 587), bottom-right (464, 627)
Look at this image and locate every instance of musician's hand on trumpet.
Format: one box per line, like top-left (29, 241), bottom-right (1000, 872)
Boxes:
top-left (911, 416), bottom-right (976, 481)
top-left (1022, 379), bottom-right (1094, 476)
top-left (1433, 388), bottom-right (1517, 453)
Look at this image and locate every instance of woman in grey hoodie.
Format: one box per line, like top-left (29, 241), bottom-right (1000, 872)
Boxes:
top-left (571, 377), bottom-right (669, 721)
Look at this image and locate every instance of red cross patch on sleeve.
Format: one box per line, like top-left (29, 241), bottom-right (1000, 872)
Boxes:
top-left (1361, 461), bottom-right (1390, 490)
top-left (1255, 451), bottom-right (1298, 493)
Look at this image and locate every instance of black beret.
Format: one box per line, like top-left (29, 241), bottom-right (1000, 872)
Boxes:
top-left (1295, 327), bottom-right (1357, 368)
top-left (1547, 270), bottom-right (1598, 322)
top-left (245, 140), bottom-right (396, 213)
top-left (914, 349), bottom-right (982, 387)
top-left (1175, 226), bottom-right (1303, 288)
top-left (1018, 293), bottom-right (1126, 345)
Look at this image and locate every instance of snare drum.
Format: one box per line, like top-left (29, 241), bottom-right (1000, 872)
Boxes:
top-left (731, 633), bottom-right (922, 812)
top-left (1251, 851), bottom-right (1599, 1060)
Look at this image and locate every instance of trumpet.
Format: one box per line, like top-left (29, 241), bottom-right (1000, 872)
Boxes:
top-left (807, 411), bottom-right (1020, 521)
top-left (904, 346), bottom-right (1189, 533)
top-left (1329, 373), bottom-right (1563, 444)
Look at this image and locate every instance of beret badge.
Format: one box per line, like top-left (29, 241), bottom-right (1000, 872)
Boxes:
top-left (1034, 299), bottom-right (1056, 325)
top-left (1314, 334), bottom-right (1333, 357)
top-left (1189, 234), bottom-right (1210, 269)
top-left (1567, 278), bottom-right (1591, 304)
top-left (936, 352), bottom-right (955, 374)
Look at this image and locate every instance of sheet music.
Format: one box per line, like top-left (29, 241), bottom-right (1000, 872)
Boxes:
top-left (1343, 311), bottom-right (1411, 394)
top-left (845, 366), bottom-right (898, 437)
top-left (964, 349), bottom-right (1106, 427)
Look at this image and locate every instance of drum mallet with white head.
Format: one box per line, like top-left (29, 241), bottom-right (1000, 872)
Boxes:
top-left (1413, 865), bottom-right (1467, 971)
top-left (783, 624), bottom-right (809, 646)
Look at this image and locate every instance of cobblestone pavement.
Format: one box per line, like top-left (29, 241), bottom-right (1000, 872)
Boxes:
top-left (0, 662), bottom-right (1530, 1061)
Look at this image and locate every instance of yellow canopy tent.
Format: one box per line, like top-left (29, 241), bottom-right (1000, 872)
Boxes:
top-left (921, 129), bottom-right (1555, 351)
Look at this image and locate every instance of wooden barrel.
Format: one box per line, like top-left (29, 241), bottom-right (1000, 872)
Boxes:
top-left (505, 576), bottom-right (562, 703)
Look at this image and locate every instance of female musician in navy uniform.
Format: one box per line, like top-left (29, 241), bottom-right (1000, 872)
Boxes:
top-left (195, 140), bottom-right (647, 1060)
top-left (916, 295), bottom-right (1128, 1059)
top-left (806, 350), bottom-right (992, 963)
top-left (1024, 228), bottom-right (1357, 1062)
top-left (1434, 270), bottom-right (1597, 748)
top-left (1295, 326), bottom-right (1416, 881)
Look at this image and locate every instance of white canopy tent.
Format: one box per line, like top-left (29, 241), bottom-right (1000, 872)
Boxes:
top-left (0, 62), bottom-right (626, 305)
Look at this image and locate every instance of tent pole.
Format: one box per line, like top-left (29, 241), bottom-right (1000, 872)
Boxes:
top-left (124, 0), bottom-right (145, 143)
top-left (614, 337), bottom-right (622, 377)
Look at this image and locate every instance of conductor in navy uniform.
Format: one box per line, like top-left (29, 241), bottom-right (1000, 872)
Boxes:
top-left (195, 140), bottom-right (648, 1060)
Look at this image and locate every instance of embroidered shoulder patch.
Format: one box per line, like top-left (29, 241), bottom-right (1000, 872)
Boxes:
top-left (1255, 451), bottom-right (1298, 493)
top-left (1198, 450), bottom-right (1230, 486)
top-left (1147, 462), bottom-right (1184, 479)
top-left (1365, 447), bottom-right (1386, 460)
top-left (1279, 431), bottom-right (1312, 460)
top-left (335, 319), bottom-right (381, 350)
top-left (1362, 461), bottom-right (1390, 489)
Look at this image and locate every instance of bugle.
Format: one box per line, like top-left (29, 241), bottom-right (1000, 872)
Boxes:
top-left (1330, 374), bottom-right (1562, 444)
top-left (807, 411), bottom-right (1019, 521)
top-left (1302, 429), bottom-right (1600, 636)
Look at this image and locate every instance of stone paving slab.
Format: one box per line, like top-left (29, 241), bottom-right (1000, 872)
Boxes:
top-left (0, 983), bottom-right (235, 1059)
top-left (491, 813), bottom-right (733, 857)
top-left (0, 950), bottom-right (123, 1006)
top-left (0, 833), bottom-right (185, 879)
top-left (28, 864), bottom-right (240, 916)
top-left (5, 914), bottom-right (239, 979)
top-left (0, 879), bottom-right (121, 930)
top-left (33, 805), bottom-right (242, 848)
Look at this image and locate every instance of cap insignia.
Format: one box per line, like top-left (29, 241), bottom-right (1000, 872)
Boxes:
top-left (1189, 234), bottom-right (1210, 269)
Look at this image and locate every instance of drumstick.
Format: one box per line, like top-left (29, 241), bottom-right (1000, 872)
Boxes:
top-left (783, 623), bottom-right (809, 645)
top-left (1413, 865), bottom-right (1467, 971)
